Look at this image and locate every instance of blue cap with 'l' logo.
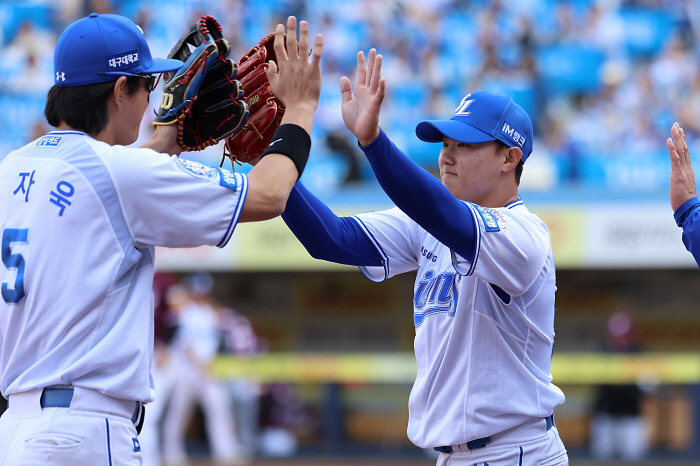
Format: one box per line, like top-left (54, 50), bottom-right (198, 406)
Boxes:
top-left (53, 13), bottom-right (183, 87)
top-left (415, 91), bottom-right (534, 162)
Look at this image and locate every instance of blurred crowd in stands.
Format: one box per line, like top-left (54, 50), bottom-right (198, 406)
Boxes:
top-left (1, 0), bottom-right (699, 191)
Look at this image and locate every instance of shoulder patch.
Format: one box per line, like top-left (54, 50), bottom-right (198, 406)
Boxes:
top-left (490, 208), bottom-right (507, 230)
top-left (36, 135), bottom-right (63, 147)
top-left (176, 158), bottom-right (216, 179)
top-left (216, 168), bottom-right (238, 191)
top-left (474, 205), bottom-right (501, 232)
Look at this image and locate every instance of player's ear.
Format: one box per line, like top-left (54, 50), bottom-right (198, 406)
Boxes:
top-left (110, 76), bottom-right (129, 108)
top-left (503, 146), bottom-right (522, 172)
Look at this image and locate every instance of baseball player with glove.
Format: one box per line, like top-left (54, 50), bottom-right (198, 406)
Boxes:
top-left (668, 122), bottom-right (700, 267)
top-left (0, 13), bottom-right (322, 466)
top-left (279, 50), bottom-right (568, 465)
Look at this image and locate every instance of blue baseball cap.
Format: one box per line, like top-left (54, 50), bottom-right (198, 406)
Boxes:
top-left (54, 13), bottom-right (183, 87)
top-left (416, 91), bottom-right (534, 162)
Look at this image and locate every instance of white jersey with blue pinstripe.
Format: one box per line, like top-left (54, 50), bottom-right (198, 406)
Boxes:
top-left (0, 130), bottom-right (247, 403)
top-left (353, 198), bottom-right (565, 448)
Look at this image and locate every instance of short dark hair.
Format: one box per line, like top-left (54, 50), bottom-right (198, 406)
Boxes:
top-left (496, 140), bottom-right (524, 186)
top-left (45, 77), bottom-right (142, 135)
top-left (515, 160), bottom-right (524, 186)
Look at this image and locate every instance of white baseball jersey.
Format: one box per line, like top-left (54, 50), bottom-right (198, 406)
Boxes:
top-left (0, 130), bottom-right (247, 403)
top-left (353, 198), bottom-right (566, 448)
top-left (170, 302), bottom-right (222, 364)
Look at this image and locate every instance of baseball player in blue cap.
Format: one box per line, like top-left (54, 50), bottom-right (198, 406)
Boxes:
top-left (668, 122), bottom-right (700, 267)
top-left (281, 50), bottom-right (568, 465)
top-left (0, 14), bottom-right (322, 465)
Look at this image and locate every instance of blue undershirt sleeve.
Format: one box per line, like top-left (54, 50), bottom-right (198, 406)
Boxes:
top-left (281, 182), bottom-right (383, 266)
top-left (359, 129), bottom-right (478, 262)
top-left (674, 196), bottom-right (700, 269)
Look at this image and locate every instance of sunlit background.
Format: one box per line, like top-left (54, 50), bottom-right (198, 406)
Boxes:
top-left (2, 0), bottom-right (700, 464)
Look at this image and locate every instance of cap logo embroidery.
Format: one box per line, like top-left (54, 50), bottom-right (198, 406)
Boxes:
top-left (501, 121), bottom-right (526, 148)
top-left (108, 50), bottom-right (139, 70)
top-left (56, 72), bottom-right (65, 81)
top-left (453, 97), bottom-right (474, 117)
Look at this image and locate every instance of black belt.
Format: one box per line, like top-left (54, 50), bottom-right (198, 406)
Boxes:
top-left (434, 415), bottom-right (554, 454)
top-left (40, 387), bottom-right (146, 434)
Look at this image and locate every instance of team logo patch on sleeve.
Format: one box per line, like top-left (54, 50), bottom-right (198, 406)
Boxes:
top-left (36, 135), bottom-right (63, 147)
top-left (216, 168), bottom-right (238, 191)
top-left (475, 205), bottom-right (501, 232)
top-left (176, 158), bottom-right (216, 179)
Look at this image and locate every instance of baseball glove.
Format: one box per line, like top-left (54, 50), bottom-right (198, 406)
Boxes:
top-left (153, 15), bottom-right (249, 151)
top-left (221, 33), bottom-right (286, 169)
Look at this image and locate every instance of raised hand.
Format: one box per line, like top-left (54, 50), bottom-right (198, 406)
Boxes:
top-left (266, 16), bottom-right (323, 133)
top-left (340, 49), bottom-right (386, 146)
top-left (668, 122), bottom-right (697, 211)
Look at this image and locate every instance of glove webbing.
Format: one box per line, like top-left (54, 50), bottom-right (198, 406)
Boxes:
top-left (220, 119), bottom-right (265, 168)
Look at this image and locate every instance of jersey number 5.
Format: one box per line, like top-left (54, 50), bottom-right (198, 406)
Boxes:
top-left (2, 227), bottom-right (29, 305)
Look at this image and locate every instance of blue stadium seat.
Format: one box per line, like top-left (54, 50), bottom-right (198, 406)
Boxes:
top-left (478, 77), bottom-right (537, 125)
top-left (440, 14), bottom-right (478, 60)
top-left (391, 84), bottom-right (428, 115)
top-left (536, 44), bottom-right (605, 95)
top-left (301, 149), bottom-right (349, 194)
top-left (0, 94), bottom-right (46, 148)
top-left (0, 2), bottom-right (53, 44)
top-left (578, 150), bottom-right (672, 190)
top-left (619, 8), bottom-right (674, 58)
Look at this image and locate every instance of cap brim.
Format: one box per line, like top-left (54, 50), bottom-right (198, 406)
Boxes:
top-left (416, 120), bottom-right (497, 144)
top-left (143, 57), bottom-right (184, 74)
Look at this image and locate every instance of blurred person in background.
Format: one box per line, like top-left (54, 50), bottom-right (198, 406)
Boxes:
top-left (140, 273), bottom-right (180, 466)
top-left (257, 383), bottom-right (315, 458)
top-left (218, 302), bottom-right (265, 461)
top-left (161, 273), bottom-right (243, 465)
top-left (589, 310), bottom-right (648, 461)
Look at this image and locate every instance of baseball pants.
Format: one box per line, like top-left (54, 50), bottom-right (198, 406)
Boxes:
top-left (0, 387), bottom-right (143, 466)
top-left (435, 418), bottom-right (568, 466)
top-left (161, 358), bottom-right (240, 465)
top-left (589, 413), bottom-right (648, 460)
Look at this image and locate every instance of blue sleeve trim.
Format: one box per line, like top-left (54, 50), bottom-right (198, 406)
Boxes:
top-left (217, 174), bottom-right (248, 248)
top-left (674, 197), bottom-right (700, 227)
top-left (460, 203), bottom-right (482, 275)
top-left (360, 129), bottom-right (478, 263)
top-left (281, 182), bottom-right (383, 266)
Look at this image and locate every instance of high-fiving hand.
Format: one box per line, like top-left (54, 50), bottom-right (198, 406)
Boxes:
top-left (668, 122), bottom-right (697, 211)
top-left (266, 16), bottom-right (323, 134)
top-left (340, 49), bottom-right (386, 146)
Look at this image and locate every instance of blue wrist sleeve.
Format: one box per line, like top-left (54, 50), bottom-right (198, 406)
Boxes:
top-left (359, 129), bottom-right (477, 262)
top-left (675, 197), bottom-right (700, 269)
top-left (674, 197), bottom-right (700, 227)
top-left (282, 182), bottom-right (383, 266)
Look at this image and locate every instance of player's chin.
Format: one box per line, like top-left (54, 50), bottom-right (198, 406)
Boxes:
top-left (441, 172), bottom-right (457, 184)
top-left (441, 178), bottom-right (462, 197)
